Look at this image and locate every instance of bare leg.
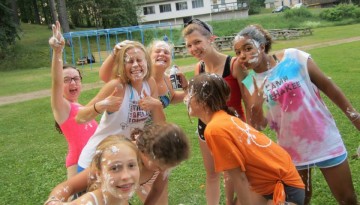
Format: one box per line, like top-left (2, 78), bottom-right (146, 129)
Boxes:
top-left (199, 138), bottom-right (221, 205)
top-left (320, 160), bottom-right (358, 205)
top-left (297, 168), bottom-right (312, 205)
top-left (224, 172), bottom-right (237, 205)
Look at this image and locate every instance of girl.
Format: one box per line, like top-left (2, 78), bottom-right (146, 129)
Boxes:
top-left (184, 73), bottom-right (305, 205)
top-left (99, 40), bottom-right (188, 108)
top-left (44, 135), bottom-right (141, 205)
top-left (182, 18), bottom-right (247, 205)
top-left (75, 41), bottom-right (165, 173)
top-left (235, 24), bottom-right (359, 205)
top-left (44, 123), bottom-right (190, 205)
top-left (48, 21), bottom-right (98, 179)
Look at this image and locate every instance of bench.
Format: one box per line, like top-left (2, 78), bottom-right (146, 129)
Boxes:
top-left (92, 50), bottom-right (112, 63)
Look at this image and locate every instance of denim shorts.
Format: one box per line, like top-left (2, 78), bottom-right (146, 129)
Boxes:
top-left (296, 152), bottom-right (347, 170)
top-left (263, 183), bottom-right (305, 205)
top-left (77, 165), bottom-right (85, 173)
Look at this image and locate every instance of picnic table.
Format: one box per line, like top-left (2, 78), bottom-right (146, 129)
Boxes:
top-left (173, 45), bottom-right (187, 57)
top-left (214, 36), bottom-right (235, 50)
top-left (289, 27), bottom-right (313, 35)
top-left (268, 29), bottom-right (300, 40)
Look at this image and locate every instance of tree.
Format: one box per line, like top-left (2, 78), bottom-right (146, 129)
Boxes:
top-left (49, 0), bottom-right (58, 23)
top-left (57, 0), bottom-right (70, 33)
top-left (0, 2), bottom-right (20, 59)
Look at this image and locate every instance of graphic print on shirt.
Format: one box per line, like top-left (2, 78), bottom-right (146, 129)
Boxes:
top-left (128, 99), bottom-right (149, 123)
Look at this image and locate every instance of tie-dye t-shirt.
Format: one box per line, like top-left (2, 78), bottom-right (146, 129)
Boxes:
top-left (242, 48), bottom-right (346, 166)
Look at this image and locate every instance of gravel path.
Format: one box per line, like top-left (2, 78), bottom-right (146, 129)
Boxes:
top-left (1, 36), bottom-right (359, 107)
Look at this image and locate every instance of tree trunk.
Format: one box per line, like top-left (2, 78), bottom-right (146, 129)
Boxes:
top-left (33, 0), bottom-right (41, 24)
top-left (11, 0), bottom-right (20, 24)
top-left (49, 0), bottom-right (58, 23)
top-left (57, 0), bottom-right (70, 33)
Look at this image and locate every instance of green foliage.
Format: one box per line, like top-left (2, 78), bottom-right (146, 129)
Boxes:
top-left (248, 0), bottom-right (263, 14)
top-left (283, 7), bottom-right (313, 19)
top-left (320, 3), bottom-right (360, 21)
top-left (0, 2), bottom-right (21, 59)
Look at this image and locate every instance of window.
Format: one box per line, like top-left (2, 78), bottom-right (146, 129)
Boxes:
top-left (176, 2), bottom-right (188, 10)
top-left (159, 4), bottom-right (171, 13)
top-left (192, 0), bottom-right (204, 8)
top-left (143, 6), bottom-right (155, 15)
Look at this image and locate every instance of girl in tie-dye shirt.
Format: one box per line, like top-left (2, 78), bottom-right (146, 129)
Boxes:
top-left (234, 24), bottom-right (359, 205)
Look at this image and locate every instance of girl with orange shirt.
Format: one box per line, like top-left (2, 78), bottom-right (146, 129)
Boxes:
top-left (184, 73), bottom-right (305, 205)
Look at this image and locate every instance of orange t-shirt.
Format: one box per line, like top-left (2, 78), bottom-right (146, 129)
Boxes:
top-left (205, 110), bottom-right (304, 195)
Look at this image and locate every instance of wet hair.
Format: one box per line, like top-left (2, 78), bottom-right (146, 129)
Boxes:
top-left (88, 135), bottom-right (141, 191)
top-left (234, 24), bottom-right (273, 54)
top-left (54, 65), bottom-right (83, 135)
top-left (182, 19), bottom-right (213, 38)
top-left (147, 40), bottom-right (174, 55)
top-left (135, 123), bottom-right (190, 167)
top-left (111, 41), bottom-right (152, 82)
top-left (188, 73), bottom-right (237, 116)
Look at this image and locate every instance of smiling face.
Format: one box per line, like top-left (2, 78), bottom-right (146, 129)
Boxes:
top-left (150, 41), bottom-right (171, 71)
top-left (124, 47), bottom-right (148, 82)
top-left (184, 30), bottom-right (212, 60)
top-left (100, 143), bottom-right (140, 200)
top-left (62, 68), bottom-right (82, 102)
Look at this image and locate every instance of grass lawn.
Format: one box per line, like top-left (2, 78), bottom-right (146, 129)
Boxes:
top-left (0, 39), bottom-right (359, 204)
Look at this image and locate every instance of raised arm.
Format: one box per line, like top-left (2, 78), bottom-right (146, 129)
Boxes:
top-left (44, 169), bottom-right (90, 205)
top-left (49, 21), bottom-right (70, 125)
top-left (307, 58), bottom-right (360, 130)
top-left (99, 40), bottom-right (133, 82)
top-left (75, 79), bottom-right (123, 123)
top-left (240, 76), bottom-right (268, 130)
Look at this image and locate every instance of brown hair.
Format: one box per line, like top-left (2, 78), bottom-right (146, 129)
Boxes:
top-left (136, 123), bottom-right (190, 167)
top-left (234, 24), bottom-right (273, 54)
top-left (88, 135), bottom-right (141, 191)
top-left (182, 19), bottom-right (213, 38)
top-left (188, 73), bottom-right (237, 116)
top-left (111, 41), bottom-right (152, 82)
top-left (54, 65), bottom-right (83, 134)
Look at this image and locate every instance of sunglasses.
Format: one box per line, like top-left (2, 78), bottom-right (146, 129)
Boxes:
top-left (184, 19), bottom-right (212, 34)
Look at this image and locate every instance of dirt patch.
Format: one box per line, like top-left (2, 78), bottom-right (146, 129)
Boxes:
top-left (1, 37), bottom-right (359, 106)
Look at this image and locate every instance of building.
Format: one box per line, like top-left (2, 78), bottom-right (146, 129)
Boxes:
top-left (137, 0), bottom-right (249, 26)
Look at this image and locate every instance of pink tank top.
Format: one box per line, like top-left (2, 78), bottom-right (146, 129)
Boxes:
top-left (60, 103), bottom-right (98, 167)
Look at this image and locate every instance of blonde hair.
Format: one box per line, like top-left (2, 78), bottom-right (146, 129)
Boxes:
top-left (111, 41), bottom-right (152, 82)
top-left (88, 135), bottom-right (141, 191)
top-left (147, 40), bottom-right (174, 55)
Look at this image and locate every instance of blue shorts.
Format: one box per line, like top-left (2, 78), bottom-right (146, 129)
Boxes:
top-left (296, 152), bottom-right (347, 170)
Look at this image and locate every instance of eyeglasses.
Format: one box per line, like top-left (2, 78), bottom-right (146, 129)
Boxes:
top-left (64, 76), bottom-right (82, 84)
top-left (184, 19), bottom-right (212, 34)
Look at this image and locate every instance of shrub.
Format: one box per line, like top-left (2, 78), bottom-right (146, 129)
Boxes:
top-left (283, 7), bottom-right (313, 19)
top-left (320, 3), bottom-right (359, 21)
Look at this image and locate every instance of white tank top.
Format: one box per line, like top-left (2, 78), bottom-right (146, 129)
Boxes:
top-left (78, 82), bottom-right (151, 168)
